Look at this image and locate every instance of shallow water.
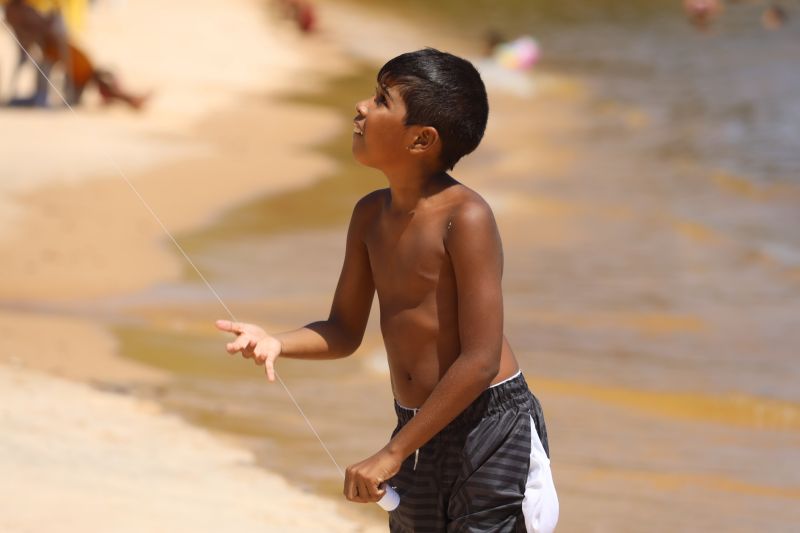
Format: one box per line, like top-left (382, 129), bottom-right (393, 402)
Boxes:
top-left (346, 0), bottom-right (800, 183)
top-left (109, 6), bottom-right (800, 531)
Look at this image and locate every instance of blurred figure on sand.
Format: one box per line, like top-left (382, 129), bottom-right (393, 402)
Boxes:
top-left (761, 3), bottom-right (788, 30)
top-left (683, 0), bottom-right (724, 31)
top-left (482, 29), bottom-right (504, 58)
top-left (2, 0), bottom-right (149, 109)
top-left (275, 0), bottom-right (316, 33)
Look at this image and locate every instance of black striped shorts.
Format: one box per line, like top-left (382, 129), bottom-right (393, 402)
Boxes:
top-left (388, 373), bottom-right (559, 533)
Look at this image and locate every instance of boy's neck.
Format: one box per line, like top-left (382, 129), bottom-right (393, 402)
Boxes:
top-left (384, 168), bottom-right (452, 214)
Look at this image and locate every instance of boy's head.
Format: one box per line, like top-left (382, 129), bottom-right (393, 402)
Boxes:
top-left (353, 48), bottom-right (489, 172)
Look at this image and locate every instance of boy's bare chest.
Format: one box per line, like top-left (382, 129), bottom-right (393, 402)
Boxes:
top-left (364, 215), bottom-right (450, 297)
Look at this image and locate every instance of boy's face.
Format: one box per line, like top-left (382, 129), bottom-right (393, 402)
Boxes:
top-left (352, 83), bottom-right (418, 171)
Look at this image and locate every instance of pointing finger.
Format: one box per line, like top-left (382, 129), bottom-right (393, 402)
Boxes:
top-left (215, 319), bottom-right (236, 333)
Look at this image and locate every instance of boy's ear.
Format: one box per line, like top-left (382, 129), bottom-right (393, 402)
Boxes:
top-left (407, 126), bottom-right (440, 153)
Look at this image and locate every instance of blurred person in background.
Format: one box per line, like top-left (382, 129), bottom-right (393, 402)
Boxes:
top-left (683, 0), bottom-right (724, 31)
top-left (761, 3), bottom-right (788, 29)
top-left (275, 0), bottom-right (316, 33)
top-left (2, 0), bottom-right (148, 109)
top-left (3, 0), bottom-right (67, 106)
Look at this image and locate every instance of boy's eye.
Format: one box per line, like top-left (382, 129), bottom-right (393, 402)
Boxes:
top-left (374, 92), bottom-right (387, 106)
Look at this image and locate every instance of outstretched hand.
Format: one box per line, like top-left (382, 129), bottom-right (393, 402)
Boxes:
top-left (215, 320), bottom-right (282, 381)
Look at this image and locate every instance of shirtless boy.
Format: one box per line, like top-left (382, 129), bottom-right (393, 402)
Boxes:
top-left (216, 48), bottom-right (559, 532)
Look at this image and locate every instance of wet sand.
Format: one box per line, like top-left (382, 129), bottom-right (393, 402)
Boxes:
top-left (118, 3), bottom-right (800, 529)
top-left (136, 66), bottom-right (800, 530)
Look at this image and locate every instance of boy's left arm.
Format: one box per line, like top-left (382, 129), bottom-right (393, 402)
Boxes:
top-left (344, 200), bottom-right (505, 503)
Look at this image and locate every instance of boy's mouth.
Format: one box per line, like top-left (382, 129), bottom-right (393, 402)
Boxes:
top-left (353, 117), bottom-right (365, 136)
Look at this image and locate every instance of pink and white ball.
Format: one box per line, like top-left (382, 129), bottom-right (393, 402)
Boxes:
top-left (496, 37), bottom-right (541, 71)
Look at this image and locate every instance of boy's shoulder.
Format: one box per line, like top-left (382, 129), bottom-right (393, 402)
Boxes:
top-left (442, 184), bottom-right (495, 223)
top-left (349, 189), bottom-right (386, 227)
top-left (347, 189), bottom-right (387, 235)
top-left (353, 184), bottom-right (494, 220)
top-left (354, 188), bottom-right (389, 211)
top-left (349, 185), bottom-right (497, 245)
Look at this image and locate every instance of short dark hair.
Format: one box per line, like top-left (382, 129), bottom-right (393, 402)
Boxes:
top-left (378, 48), bottom-right (489, 170)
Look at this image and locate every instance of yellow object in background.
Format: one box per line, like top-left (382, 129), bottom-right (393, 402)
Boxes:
top-left (25, 0), bottom-right (88, 33)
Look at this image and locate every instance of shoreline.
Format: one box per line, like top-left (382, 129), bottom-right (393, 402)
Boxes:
top-left (0, 0), bottom-right (380, 530)
top-left (0, 94), bottom-right (341, 303)
top-left (130, 7), bottom-right (800, 529)
top-left (0, 2), bottom-right (586, 527)
top-left (0, 363), bottom-right (367, 533)
top-left (3, 1), bottom-right (799, 531)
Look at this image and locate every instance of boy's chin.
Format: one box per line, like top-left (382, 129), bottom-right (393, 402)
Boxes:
top-left (351, 146), bottom-right (374, 168)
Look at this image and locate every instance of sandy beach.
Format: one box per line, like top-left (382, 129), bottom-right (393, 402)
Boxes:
top-left (0, 0), bottom-right (374, 530)
top-left (0, 363), bottom-right (365, 533)
top-left (2, 0), bottom-right (799, 531)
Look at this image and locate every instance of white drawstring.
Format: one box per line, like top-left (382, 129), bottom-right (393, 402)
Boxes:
top-left (411, 407), bottom-right (420, 471)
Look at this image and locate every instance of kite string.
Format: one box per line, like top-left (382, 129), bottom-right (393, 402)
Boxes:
top-left (0, 18), bottom-right (345, 479)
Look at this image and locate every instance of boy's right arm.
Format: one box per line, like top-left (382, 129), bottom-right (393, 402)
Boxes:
top-left (215, 194), bottom-right (377, 380)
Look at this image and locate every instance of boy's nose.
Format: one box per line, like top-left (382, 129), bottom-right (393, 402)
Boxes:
top-left (355, 99), bottom-right (368, 117)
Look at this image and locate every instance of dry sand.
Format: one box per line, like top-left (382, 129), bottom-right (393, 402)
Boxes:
top-left (0, 0), bottom-right (349, 302)
top-left (0, 363), bottom-right (363, 533)
top-left (0, 0), bottom-right (376, 531)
